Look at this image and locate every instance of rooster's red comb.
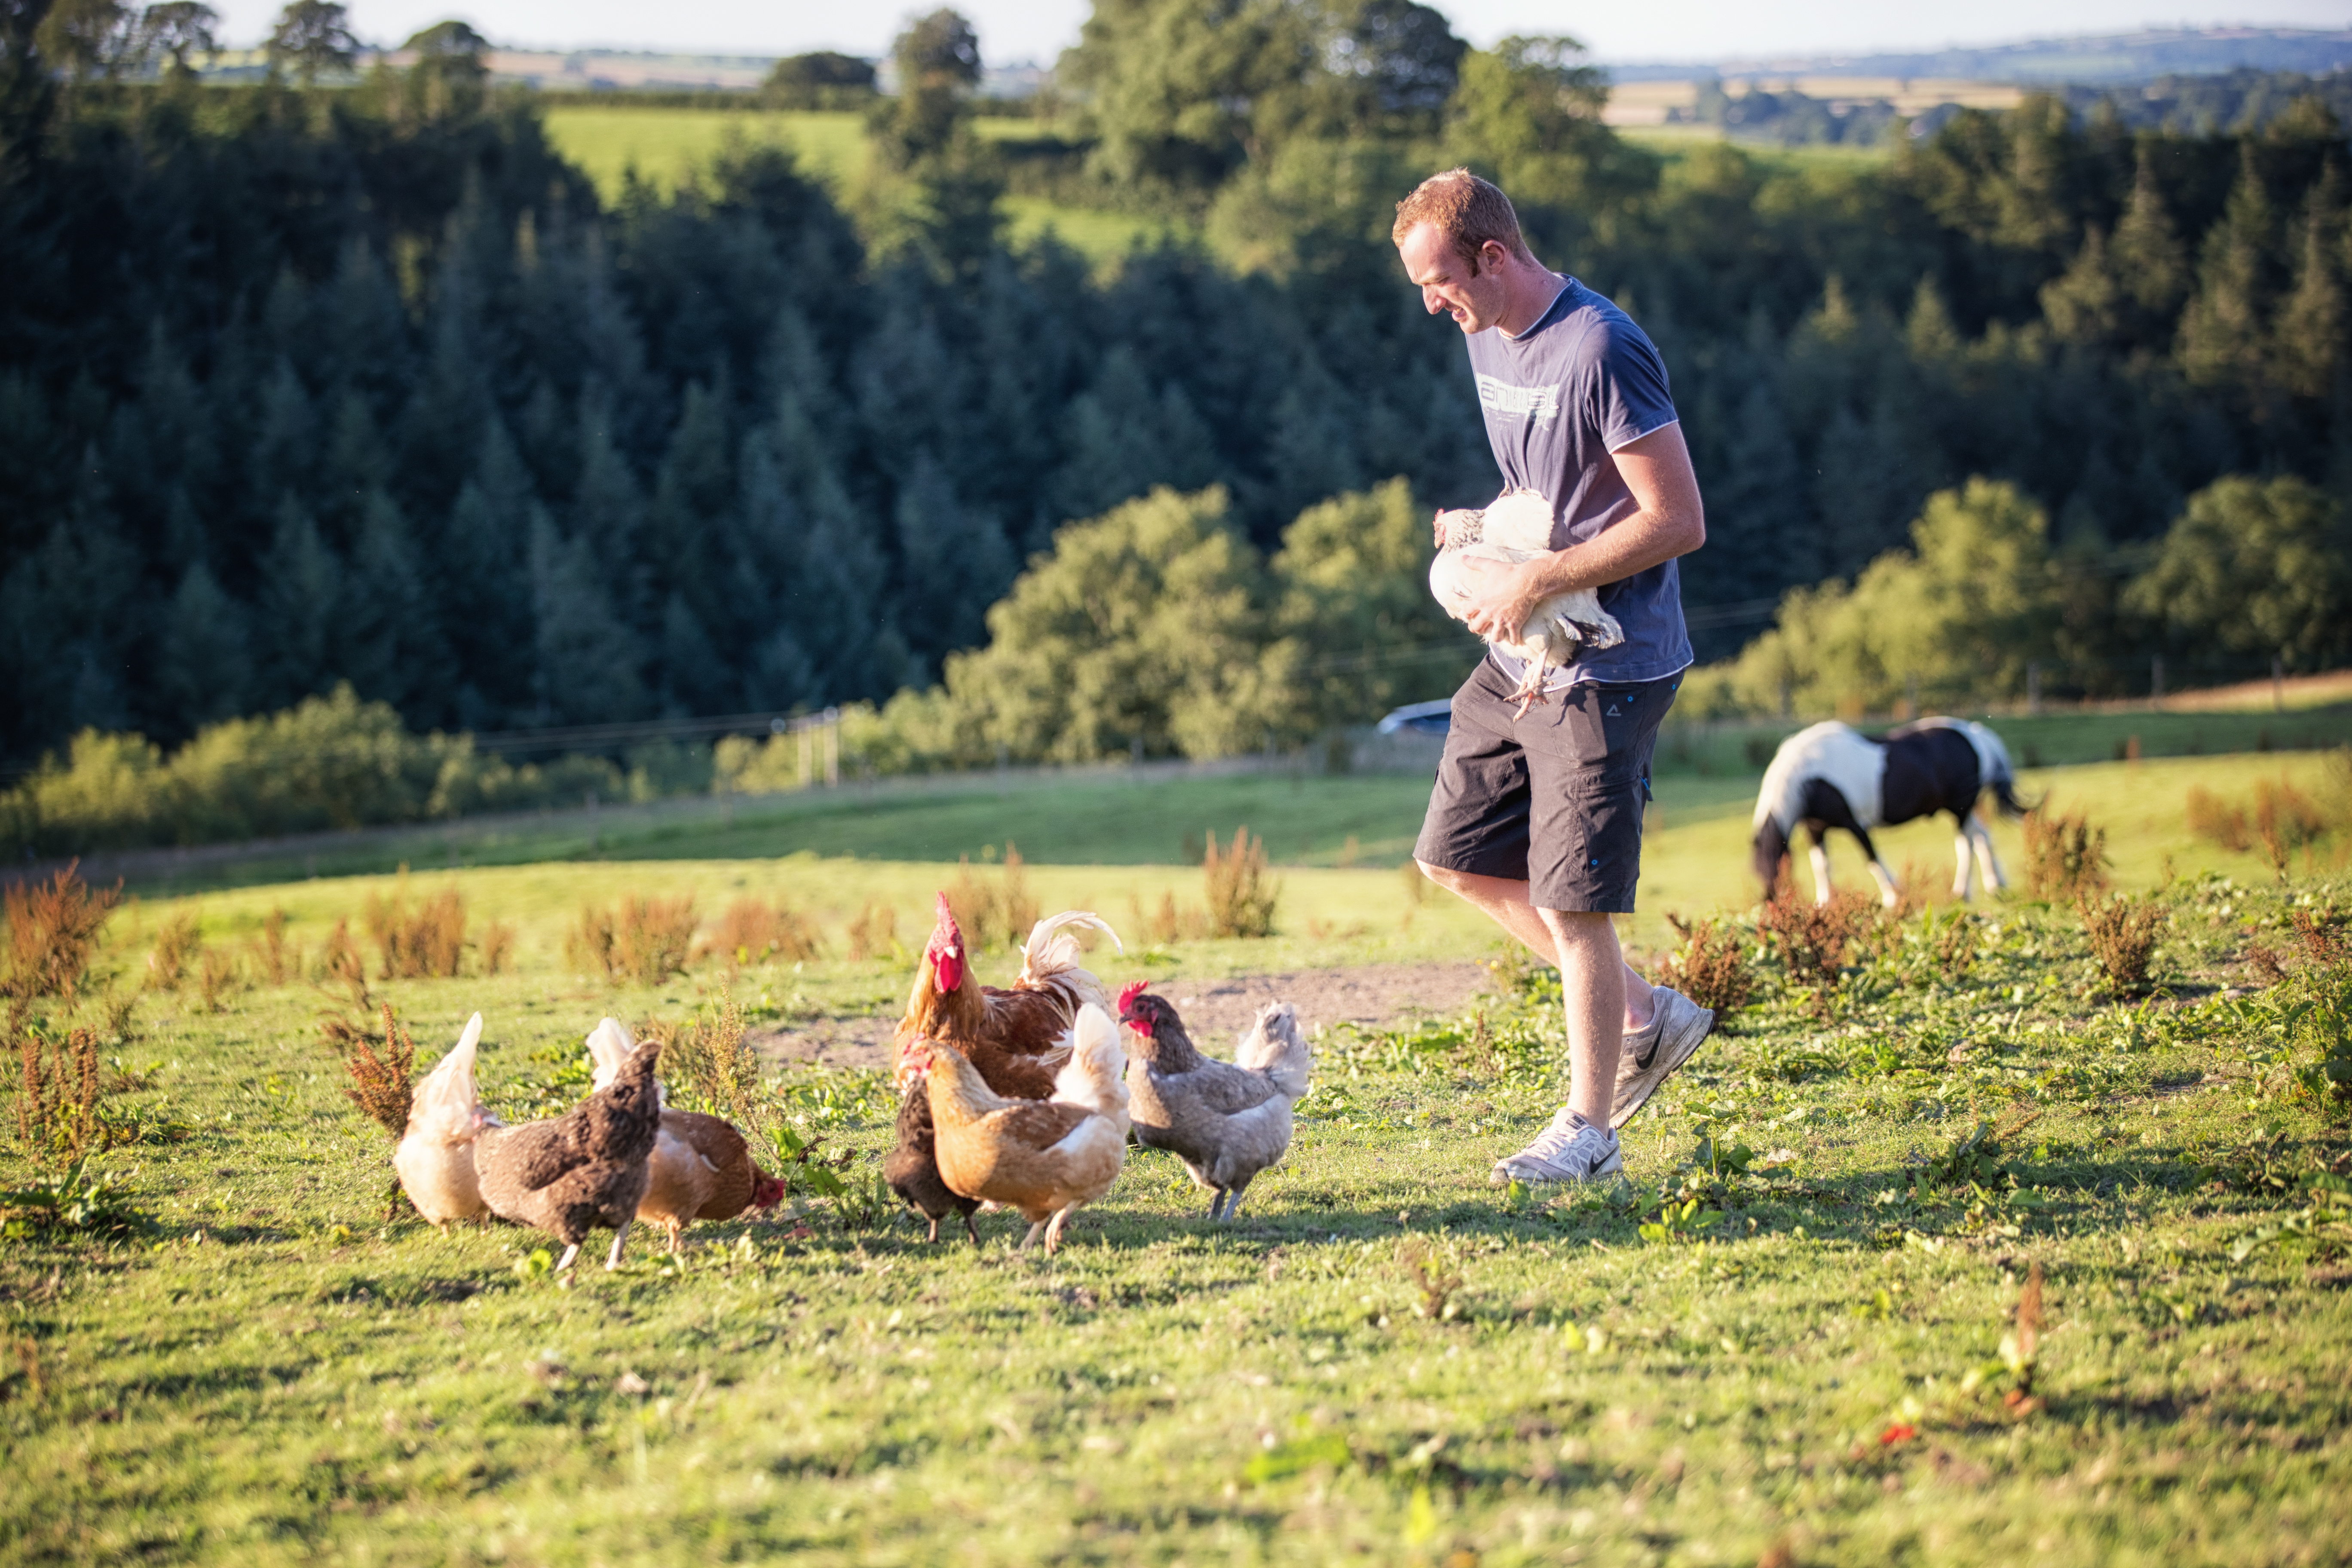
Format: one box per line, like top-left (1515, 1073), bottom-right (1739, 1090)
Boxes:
top-left (1116, 980), bottom-right (1150, 1017)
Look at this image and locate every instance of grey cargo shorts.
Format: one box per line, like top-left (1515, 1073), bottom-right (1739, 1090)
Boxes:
top-left (1413, 658), bottom-right (1679, 914)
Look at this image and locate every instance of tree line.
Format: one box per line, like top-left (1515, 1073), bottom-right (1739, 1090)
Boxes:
top-left (4, 0), bottom-right (2351, 781)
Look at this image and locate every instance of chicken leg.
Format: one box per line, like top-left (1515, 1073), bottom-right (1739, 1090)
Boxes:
top-left (606, 1222), bottom-right (631, 1269)
top-left (1222, 1173), bottom-right (1255, 1220)
top-left (555, 1243), bottom-right (581, 1273)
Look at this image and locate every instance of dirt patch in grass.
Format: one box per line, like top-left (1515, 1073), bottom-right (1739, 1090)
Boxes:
top-left (750, 959), bottom-right (1496, 1070)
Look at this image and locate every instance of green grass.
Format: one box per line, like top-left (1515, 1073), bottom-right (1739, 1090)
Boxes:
top-left (6, 821), bottom-right (2349, 1562)
top-left (536, 107), bottom-right (1184, 262)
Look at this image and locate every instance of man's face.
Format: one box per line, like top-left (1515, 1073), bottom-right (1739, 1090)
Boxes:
top-left (1398, 222), bottom-right (1507, 334)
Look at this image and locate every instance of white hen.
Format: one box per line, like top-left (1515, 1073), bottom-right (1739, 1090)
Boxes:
top-left (1428, 488), bottom-right (1625, 715)
top-left (393, 1012), bottom-right (495, 1226)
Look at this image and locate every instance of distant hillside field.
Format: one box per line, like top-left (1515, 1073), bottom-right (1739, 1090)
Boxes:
top-left (537, 107), bottom-right (1185, 260)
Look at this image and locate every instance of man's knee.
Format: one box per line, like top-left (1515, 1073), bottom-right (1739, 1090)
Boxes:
top-left (1538, 907), bottom-right (1618, 949)
top-left (1414, 858), bottom-right (1476, 895)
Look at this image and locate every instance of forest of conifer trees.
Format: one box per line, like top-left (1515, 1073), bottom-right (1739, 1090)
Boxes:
top-left (3, 0), bottom-right (2349, 778)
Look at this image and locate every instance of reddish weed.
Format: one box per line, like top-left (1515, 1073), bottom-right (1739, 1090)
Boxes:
top-left (2024, 809), bottom-right (2109, 903)
top-left (1656, 913), bottom-right (1756, 1017)
top-left (701, 897), bottom-right (821, 968)
top-left (570, 895), bottom-right (697, 986)
top-left (3, 862), bottom-right (122, 1003)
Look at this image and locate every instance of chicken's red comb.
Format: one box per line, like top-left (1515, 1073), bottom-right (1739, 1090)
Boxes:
top-left (1116, 980), bottom-right (1150, 1016)
top-left (934, 891), bottom-right (955, 919)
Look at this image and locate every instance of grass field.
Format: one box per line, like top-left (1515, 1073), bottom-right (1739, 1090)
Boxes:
top-left (6, 750), bottom-right (2349, 1564)
top-left (93, 749), bottom-right (2351, 961)
top-left (537, 107), bottom-right (1185, 261)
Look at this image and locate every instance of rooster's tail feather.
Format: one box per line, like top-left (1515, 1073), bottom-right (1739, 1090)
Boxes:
top-left (409, 1012), bottom-right (486, 1144)
top-left (1235, 1001), bottom-right (1312, 1102)
top-left (1051, 1003), bottom-right (1129, 1123)
top-left (1018, 910), bottom-right (1123, 989)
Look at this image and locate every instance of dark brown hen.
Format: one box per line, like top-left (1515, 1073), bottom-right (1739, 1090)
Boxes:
top-left (474, 1038), bottom-right (664, 1271)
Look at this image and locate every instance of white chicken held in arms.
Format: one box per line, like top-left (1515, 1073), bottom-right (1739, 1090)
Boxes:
top-left (1429, 488), bottom-right (1625, 716)
top-left (393, 1012), bottom-right (496, 1227)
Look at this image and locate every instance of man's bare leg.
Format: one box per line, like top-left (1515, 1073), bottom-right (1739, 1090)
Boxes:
top-left (1417, 861), bottom-right (1654, 1030)
top-left (1540, 907), bottom-right (1626, 1127)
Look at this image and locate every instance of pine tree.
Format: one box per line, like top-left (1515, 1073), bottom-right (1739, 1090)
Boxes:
top-left (156, 561), bottom-right (254, 731)
top-left (1047, 346), bottom-right (1221, 527)
top-left (893, 451), bottom-right (1014, 669)
top-left (2178, 144), bottom-right (2279, 395)
top-left (253, 496), bottom-right (344, 710)
top-left (250, 358), bottom-right (317, 514)
top-left (2273, 174), bottom-right (2347, 401)
top-left (570, 389), bottom-right (649, 622)
top-left (339, 489), bottom-right (454, 723)
top-left (528, 506), bottom-right (648, 723)
top-left (2111, 146), bottom-right (2190, 336)
top-left (656, 592), bottom-right (732, 715)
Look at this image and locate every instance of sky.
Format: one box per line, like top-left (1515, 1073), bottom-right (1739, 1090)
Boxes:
top-left (208, 0), bottom-right (2352, 64)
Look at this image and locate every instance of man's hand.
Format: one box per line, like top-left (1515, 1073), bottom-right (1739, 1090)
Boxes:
top-left (1456, 555), bottom-right (1544, 645)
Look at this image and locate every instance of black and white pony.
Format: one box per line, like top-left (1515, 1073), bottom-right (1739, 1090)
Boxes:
top-left (1751, 717), bottom-right (2027, 908)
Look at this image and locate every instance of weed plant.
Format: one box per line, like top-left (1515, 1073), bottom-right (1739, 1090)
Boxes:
top-left (1656, 913), bottom-right (1757, 1017)
top-left (698, 897), bottom-right (820, 968)
top-left (365, 880), bottom-right (469, 979)
top-left (569, 895), bottom-right (698, 985)
top-left (2022, 808), bottom-right (2109, 902)
top-left (1203, 824), bottom-right (1280, 937)
top-left (942, 843), bottom-right (1041, 952)
top-left (2, 863), bottom-right (121, 1007)
top-left (2080, 893), bottom-right (2169, 996)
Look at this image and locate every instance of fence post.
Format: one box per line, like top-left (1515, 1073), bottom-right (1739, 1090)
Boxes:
top-left (2026, 661), bottom-right (2041, 716)
top-left (585, 788), bottom-right (599, 851)
top-left (2273, 654), bottom-right (2285, 713)
top-left (2150, 654), bottom-right (2165, 707)
top-left (1903, 672), bottom-right (1918, 722)
top-left (823, 707), bottom-right (840, 787)
top-left (1777, 677), bottom-right (1791, 719)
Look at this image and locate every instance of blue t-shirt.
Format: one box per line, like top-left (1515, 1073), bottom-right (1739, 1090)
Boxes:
top-left (1463, 276), bottom-right (1694, 689)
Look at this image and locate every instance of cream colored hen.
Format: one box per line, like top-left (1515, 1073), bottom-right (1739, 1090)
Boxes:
top-left (393, 1013), bottom-right (494, 1227)
top-left (1429, 488), bottom-right (1625, 715)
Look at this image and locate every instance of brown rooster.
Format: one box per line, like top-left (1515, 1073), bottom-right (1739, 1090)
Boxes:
top-left (885, 897), bottom-right (1120, 1235)
top-left (585, 1019), bottom-right (789, 1253)
top-left (912, 1001), bottom-right (1130, 1254)
top-left (890, 894), bottom-right (1123, 1094)
top-left (475, 1037), bottom-right (663, 1272)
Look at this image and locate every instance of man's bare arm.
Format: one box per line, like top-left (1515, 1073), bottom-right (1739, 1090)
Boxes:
top-left (1458, 422), bottom-right (1707, 643)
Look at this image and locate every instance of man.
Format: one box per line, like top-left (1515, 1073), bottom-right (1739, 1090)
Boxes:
top-left (1394, 168), bottom-right (1713, 1185)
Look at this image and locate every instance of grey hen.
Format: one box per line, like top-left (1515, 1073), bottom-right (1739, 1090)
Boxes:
top-left (1115, 984), bottom-right (1310, 1221)
top-left (474, 1038), bottom-right (663, 1271)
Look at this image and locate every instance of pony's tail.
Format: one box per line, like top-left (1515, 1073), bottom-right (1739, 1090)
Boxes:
top-left (1989, 774), bottom-right (2034, 819)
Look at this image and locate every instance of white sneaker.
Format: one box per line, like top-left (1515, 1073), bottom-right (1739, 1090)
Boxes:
top-left (1490, 1107), bottom-right (1623, 1185)
top-left (1612, 986), bottom-right (1714, 1130)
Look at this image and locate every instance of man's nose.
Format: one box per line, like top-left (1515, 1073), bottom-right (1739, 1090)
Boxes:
top-left (1421, 286), bottom-right (1444, 314)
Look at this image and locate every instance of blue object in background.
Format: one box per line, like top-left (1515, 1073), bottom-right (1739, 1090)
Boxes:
top-left (1377, 700), bottom-right (1453, 736)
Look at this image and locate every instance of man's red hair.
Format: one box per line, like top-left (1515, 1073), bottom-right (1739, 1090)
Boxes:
top-left (1392, 167), bottom-right (1531, 273)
